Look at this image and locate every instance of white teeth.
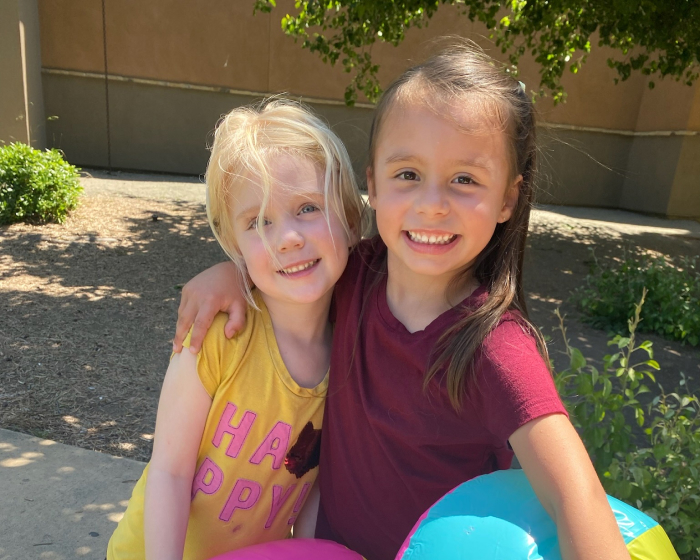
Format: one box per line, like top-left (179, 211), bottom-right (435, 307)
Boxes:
top-left (279, 260), bottom-right (318, 274)
top-left (407, 231), bottom-right (456, 245)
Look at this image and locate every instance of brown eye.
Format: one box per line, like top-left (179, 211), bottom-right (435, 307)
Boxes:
top-left (398, 171), bottom-right (418, 181)
top-left (454, 175), bottom-right (474, 185)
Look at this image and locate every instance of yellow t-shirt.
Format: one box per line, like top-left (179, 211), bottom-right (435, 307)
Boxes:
top-left (107, 293), bottom-right (328, 560)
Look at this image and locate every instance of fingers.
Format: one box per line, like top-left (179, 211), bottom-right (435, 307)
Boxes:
top-left (188, 305), bottom-right (218, 354)
top-left (172, 296), bottom-right (196, 353)
top-left (224, 301), bottom-right (247, 339)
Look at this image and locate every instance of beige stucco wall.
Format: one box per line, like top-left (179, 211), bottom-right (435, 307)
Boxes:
top-left (32, 0), bottom-right (700, 217)
top-left (37, 0), bottom-right (661, 132)
top-left (0, 0), bottom-right (45, 148)
top-left (0, 1), bottom-right (28, 145)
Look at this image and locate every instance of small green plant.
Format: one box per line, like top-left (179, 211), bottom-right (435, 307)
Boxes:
top-left (607, 383), bottom-right (700, 557)
top-left (573, 251), bottom-right (700, 346)
top-left (0, 142), bottom-right (82, 225)
top-left (555, 289), bottom-right (700, 558)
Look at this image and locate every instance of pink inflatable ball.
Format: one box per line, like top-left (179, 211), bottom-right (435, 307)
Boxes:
top-left (207, 538), bottom-right (365, 560)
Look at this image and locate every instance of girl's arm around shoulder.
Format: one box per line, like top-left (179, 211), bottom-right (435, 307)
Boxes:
top-left (144, 350), bottom-right (213, 560)
top-left (509, 414), bottom-right (630, 560)
top-left (173, 261), bottom-right (248, 354)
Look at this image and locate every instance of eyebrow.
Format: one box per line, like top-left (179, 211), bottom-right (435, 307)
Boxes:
top-left (235, 206), bottom-right (260, 223)
top-left (384, 152), bottom-right (491, 170)
top-left (235, 192), bottom-right (326, 221)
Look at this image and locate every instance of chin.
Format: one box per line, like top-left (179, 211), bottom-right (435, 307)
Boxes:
top-left (285, 289), bottom-right (331, 305)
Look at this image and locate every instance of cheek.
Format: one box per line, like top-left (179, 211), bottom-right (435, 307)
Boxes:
top-left (239, 236), bottom-right (271, 269)
top-left (314, 218), bottom-right (350, 261)
top-left (373, 190), bottom-right (405, 226)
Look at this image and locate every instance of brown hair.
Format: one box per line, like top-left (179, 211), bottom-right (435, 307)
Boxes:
top-left (368, 40), bottom-right (549, 410)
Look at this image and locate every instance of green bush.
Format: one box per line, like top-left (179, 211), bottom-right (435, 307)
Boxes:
top-left (0, 142), bottom-right (82, 225)
top-left (555, 290), bottom-right (700, 558)
top-left (572, 251), bottom-right (700, 346)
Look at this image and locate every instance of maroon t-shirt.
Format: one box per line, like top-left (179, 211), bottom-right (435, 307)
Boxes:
top-left (316, 237), bottom-right (567, 560)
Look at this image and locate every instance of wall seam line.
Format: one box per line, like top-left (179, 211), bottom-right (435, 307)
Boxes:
top-left (41, 68), bottom-right (376, 109)
top-left (39, 68), bottom-right (700, 137)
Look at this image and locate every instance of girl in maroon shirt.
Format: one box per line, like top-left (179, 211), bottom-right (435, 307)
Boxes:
top-left (173, 43), bottom-right (630, 560)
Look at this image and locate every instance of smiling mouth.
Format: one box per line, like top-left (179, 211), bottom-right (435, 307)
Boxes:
top-left (406, 231), bottom-right (458, 245)
top-left (277, 259), bottom-right (320, 275)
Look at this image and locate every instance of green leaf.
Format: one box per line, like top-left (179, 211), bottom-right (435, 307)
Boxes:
top-left (570, 347), bottom-right (586, 370)
top-left (259, 0), bottom-right (700, 106)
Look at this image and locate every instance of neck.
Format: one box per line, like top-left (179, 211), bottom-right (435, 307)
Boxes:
top-left (385, 253), bottom-right (478, 333)
top-left (259, 290), bottom-right (333, 389)
top-left (260, 292), bottom-right (333, 345)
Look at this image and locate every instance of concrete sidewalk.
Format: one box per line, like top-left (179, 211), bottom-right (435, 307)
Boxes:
top-left (0, 428), bottom-right (145, 560)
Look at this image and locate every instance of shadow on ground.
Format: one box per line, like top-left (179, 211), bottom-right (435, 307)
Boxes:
top-left (0, 198), bottom-right (224, 461)
top-left (1, 185), bottom-right (699, 462)
top-left (525, 207), bottom-right (700, 394)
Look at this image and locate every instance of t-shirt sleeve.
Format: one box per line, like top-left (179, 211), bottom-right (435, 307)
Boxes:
top-left (179, 313), bottom-right (235, 398)
top-left (334, 236), bottom-right (381, 306)
top-left (469, 318), bottom-right (568, 443)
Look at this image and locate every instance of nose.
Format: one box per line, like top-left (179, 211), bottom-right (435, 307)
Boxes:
top-left (415, 181), bottom-right (449, 217)
top-left (275, 217), bottom-right (305, 253)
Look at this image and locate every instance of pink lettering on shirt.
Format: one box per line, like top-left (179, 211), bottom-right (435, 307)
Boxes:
top-left (249, 421), bottom-right (291, 470)
top-left (219, 478), bottom-right (262, 522)
top-left (212, 402), bottom-right (256, 458)
top-left (287, 482), bottom-right (311, 525)
top-left (264, 483), bottom-right (296, 529)
top-left (191, 457), bottom-right (223, 500)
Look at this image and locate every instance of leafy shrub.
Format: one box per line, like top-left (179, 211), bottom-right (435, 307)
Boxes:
top-left (572, 251), bottom-right (700, 346)
top-left (0, 142), bottom-right (82, 225)
top-left (555, 290), bottom-right (700, 558)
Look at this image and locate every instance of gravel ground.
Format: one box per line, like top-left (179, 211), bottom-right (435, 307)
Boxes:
top-left (1, 169), bottom-right (698, 461)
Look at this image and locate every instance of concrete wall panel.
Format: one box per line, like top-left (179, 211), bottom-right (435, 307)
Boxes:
top-left (619, 136), bottom-right (684, 215)
top-left (537, 128), bottom-right (631, 208)
top-left (43, 73), bottom-right (109, 167)
top-left (42, 73), bottom-right (374, 177)
top-left (107, 81), bottom-right (250, 174)
top-left (667, 135), bottom-right (700, 218)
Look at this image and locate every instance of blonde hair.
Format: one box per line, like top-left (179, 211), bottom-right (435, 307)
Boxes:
top-left (206, 99), bottom-right (366, 304)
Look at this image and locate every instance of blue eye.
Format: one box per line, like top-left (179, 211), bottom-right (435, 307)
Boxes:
top-left (300, 204), bottom-right (318, 214)
top-left (247, 217), bottom-right (271, 229)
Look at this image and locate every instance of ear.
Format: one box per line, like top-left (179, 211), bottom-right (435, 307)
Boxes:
top-left (366, 167), bottom-right (377, 209)
top-left (345, 213), bottom-right (361, 247)
top-left (498, 174), bottom-right (521, 223)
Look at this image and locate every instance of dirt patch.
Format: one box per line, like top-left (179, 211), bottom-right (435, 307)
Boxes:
top-left (1, 171), bottom-right (699, 461)
top-left (526, 207), bottom-right (700, 392)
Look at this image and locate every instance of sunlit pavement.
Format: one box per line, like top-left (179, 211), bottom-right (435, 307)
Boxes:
top-left (0, 428), bottom-right (145, 560)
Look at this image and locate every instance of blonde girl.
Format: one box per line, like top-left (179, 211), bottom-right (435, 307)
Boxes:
top-left (173, 45), bottom-right (630, 560)
top-left (107, 100), bottom-right (364, 560)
